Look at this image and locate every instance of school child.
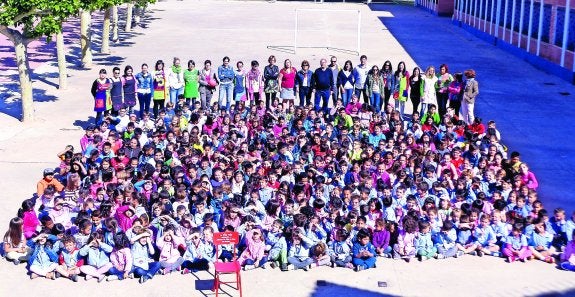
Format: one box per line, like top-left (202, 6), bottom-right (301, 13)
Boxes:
top-left (490, 210), bottom-right (511, 245)
top-left (434, 220), bottom-right (460, 259)
top-left (131, 228), bottom-right (161, 283)
top-left (266, 220), bottom-right (289, 271)
top-left (49, 198), bottom-right (73, 230)
top-left (550, 208), bottom-right (568, 249)
top-left (198, 227), bottom-right (215, 268)
top-left (329, 228), bottom-right (353, 269)
top-left (238, 228), bottom-right (267, 270)
top-left (456, 215), bottom-right (478, 255)
top-left (473, 214), bottom-right (500, 257)
top-left (18, 199), bottom-right (39, 240)
top-left (305, 215), bottom-right (328, 245)
top-left (287, 230), bottom-right (313, 271)
top-left (3, 217), bottom-right (29, 265)
top-left (372, 218), bottom-right (391, 257)
top-left (74, 219), bottom-right (93, 248)
top-left (28, 232), bottom-right (59, 279)
top-left (181, 227), bottom-right (209, 273)
top-left (156, 225), bottom-right (185, 274)
top-left (394, 216), bottom-right (417, 262)
top-left (79, 232), bottom-right (113, 282)
top-left (55, 235), bottom-right (83, 281)
top-left (347, 215), bottom-right (367, 245)
top-left (312, 241), bottom-right (331, 267)
top-left (352, 230), bottom-right (376, 271)
top-left (193, 199), bottom-right (211, 227)
top-left (106, 233), bottom-right (132, 281)
top-left (528, 218), bottom-right (556, 263)
top-left (502, 223), bottom-right (532, 262)
top-left (560, 230), bottom-right (575, 271)
top-left (416, 220), bottom-right (437, 261)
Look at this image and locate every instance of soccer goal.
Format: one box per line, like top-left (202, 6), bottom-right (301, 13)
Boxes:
top-left (268, 8), bottom-right (361, 55)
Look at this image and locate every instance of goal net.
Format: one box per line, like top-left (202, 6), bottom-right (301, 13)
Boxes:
top-left (292, 8), bottom-right (361, 55)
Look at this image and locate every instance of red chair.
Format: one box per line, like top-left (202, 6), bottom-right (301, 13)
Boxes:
top-left (212, 231), bottom-right (242, 297)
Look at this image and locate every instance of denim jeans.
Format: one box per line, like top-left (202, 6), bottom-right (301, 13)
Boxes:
top-left (341, 88), bottom-right (354, 107)
top-left (370, 92), bottom-right (381, 113)
top-left (134, 261), bottom-right (161, 279)
top-left (219, 83), bottom-right (233, 110)
top-left (169, 87), bottom-right (184, 105)
top-left (314, 89), bottom-right (330, 113)
top-left (299, 86), bottom-right (312, 106)
top-left (137, 93), bottom-right (151, 118)
top-left (354, 87), bottom-right (368, 104)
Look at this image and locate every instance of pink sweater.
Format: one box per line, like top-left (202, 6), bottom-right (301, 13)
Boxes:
top-left (110, 248), bottom-right (133, 272)
top-left (156, 235), bottom-right (185, 263)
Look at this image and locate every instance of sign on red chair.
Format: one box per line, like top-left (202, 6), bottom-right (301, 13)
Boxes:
top-left (213, 231), bottom-right (240, 246)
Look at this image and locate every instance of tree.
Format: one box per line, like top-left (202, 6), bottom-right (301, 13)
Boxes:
top-left (79, 0), bottom-right (121, 64)
top-left (0, 0), bottom-right (81, 122)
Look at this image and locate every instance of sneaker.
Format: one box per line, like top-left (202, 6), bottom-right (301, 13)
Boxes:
top-left (330, 262), bottom-right (335, 268)
top-left (302, 266), bottom-right (308, 272)
top-left (160, 269), bottom-right (167, 275)
top-left (181, 268), bottom-right (190, 275)
top-left (97, 275), bottom-right (106, 283)
top-left (469, 251), bottom-right (477, 256)
top-left (280, 263), bottom-right (289, 271)
top-left (139, 276), bottom-right (146, 284)
top-left (54, 272), bottom-right (61, 279)
top-left (491, 252), bottom-right (501, 258)
top-left (46, 272), bottom-right (56, 280)
top-left (128, 273), bottom-right (134, 279)
top-left (106, 275), bottom-right (119, 281)
top-left (455, 251), bottom-right (464, 258)
top-left (436, 254), bottom-right (446, 259)
top-left (476, 250), bottom-right (483, 257)
top-left (417, 254), bottom-right (423, 262)
top-left (355, 265), bottom-right (364, 272)
top-left (13, 259), bottom-right (20, 265)
top-left (405, 258), bottom-right (411, 263)
top-left (70, 274), bottom-right (78, 282)
top-left (30, 273), bottom-right (39, 279)
top-left (270, 261), bottom-right (277, 269)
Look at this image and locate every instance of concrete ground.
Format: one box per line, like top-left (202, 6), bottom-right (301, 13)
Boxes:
top-left (0, 1), bottom-right (574, 296)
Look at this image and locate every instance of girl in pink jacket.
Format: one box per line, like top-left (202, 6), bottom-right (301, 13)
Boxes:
top-left (238, 228), bottom-right (267, 270)
top-left (156, 226), bottom-right (185, 274)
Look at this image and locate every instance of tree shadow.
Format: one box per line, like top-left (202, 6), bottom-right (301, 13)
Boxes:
top-left (73, 116), bottom-right (96, 129)
top-left (0, 75), bottom-right (58, 120)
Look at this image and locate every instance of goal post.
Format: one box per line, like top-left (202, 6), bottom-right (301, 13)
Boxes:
top-left (267, 8), bottom-right (361, 55)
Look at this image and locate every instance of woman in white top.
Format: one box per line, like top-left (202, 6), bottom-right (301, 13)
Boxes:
top-left (167, 57), bottom-right (185, 105)
top-left (421, 66), bottom-right (438, 115)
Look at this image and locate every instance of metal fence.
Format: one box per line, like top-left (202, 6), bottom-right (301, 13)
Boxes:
top-left (451, 0), bottom-right (575, 71)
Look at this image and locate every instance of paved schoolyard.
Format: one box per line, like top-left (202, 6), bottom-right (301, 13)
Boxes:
top-left (0, 1), bottom-right (574, 296)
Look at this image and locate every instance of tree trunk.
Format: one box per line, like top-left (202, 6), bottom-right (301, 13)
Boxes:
top-left (101, 8), bottom-right (111, 53)
top-left (56, 32), bottom-right (67, 90)
top-left (14, 37), bottom-right (34, 122)
top-left (125, 3), bottom-right (134, 32)
top-left (80, 10), bottom-right (93, 68)
top-left (112, 5), bottom-right (119, 43)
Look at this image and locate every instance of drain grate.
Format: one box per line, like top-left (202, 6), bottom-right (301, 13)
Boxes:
top-left (559, 92), bottom-right (570, 96)
top-left (378, 281), bottom-right (388, 287)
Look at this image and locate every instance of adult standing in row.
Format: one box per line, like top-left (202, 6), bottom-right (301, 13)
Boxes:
top-left (295, 60), bottom-right (313, 107)
top-left (352, 55), bottom-right (369, 105)
top-left (135, 64), bottom-right (153, 118)
top-left (199, 60), bottom-right (216, 110)
top-left (436, 63), bottom-right (454, 117)
top-left (152, 60), bottom-right (168, 118)
top-left (246, 60), bottom-right (263, 106)
top-left (366, 65), bottom-right (383, 114)
top-left (109, 67), bottom-right (124, 116)
top-left (394, 61), bottom-right (409, 119)
top-left (337, 60), bottom-right (355, 107)
top-left (312, 58), bottom-right (334, 113)
top-left (381, 61), bottom-right (394, 111)
top-left (278, 59), bottom-right (297, 110)
top-left (421, 65), bottom-right (438, 115)
top-left (183, 60), bottom-right (200, 107)
top-left (168, 57), bottom-right (184, 105)
top-left (461, 69), bottom-right (479, 124)
top-left (409, 67), bottom-right (423, 115)
top-left (91, 69), bottom-right (112, 125)
top-left (122, 66), bottom-right (137, 114)
top-left (217, 56), bottom-right (235, 111)
top-left (233, 61), bottom-right (247, 109)
top-left (264, 55), bottom-right (280, 109)
top-left (328, 56), bottom-right (341, 106)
